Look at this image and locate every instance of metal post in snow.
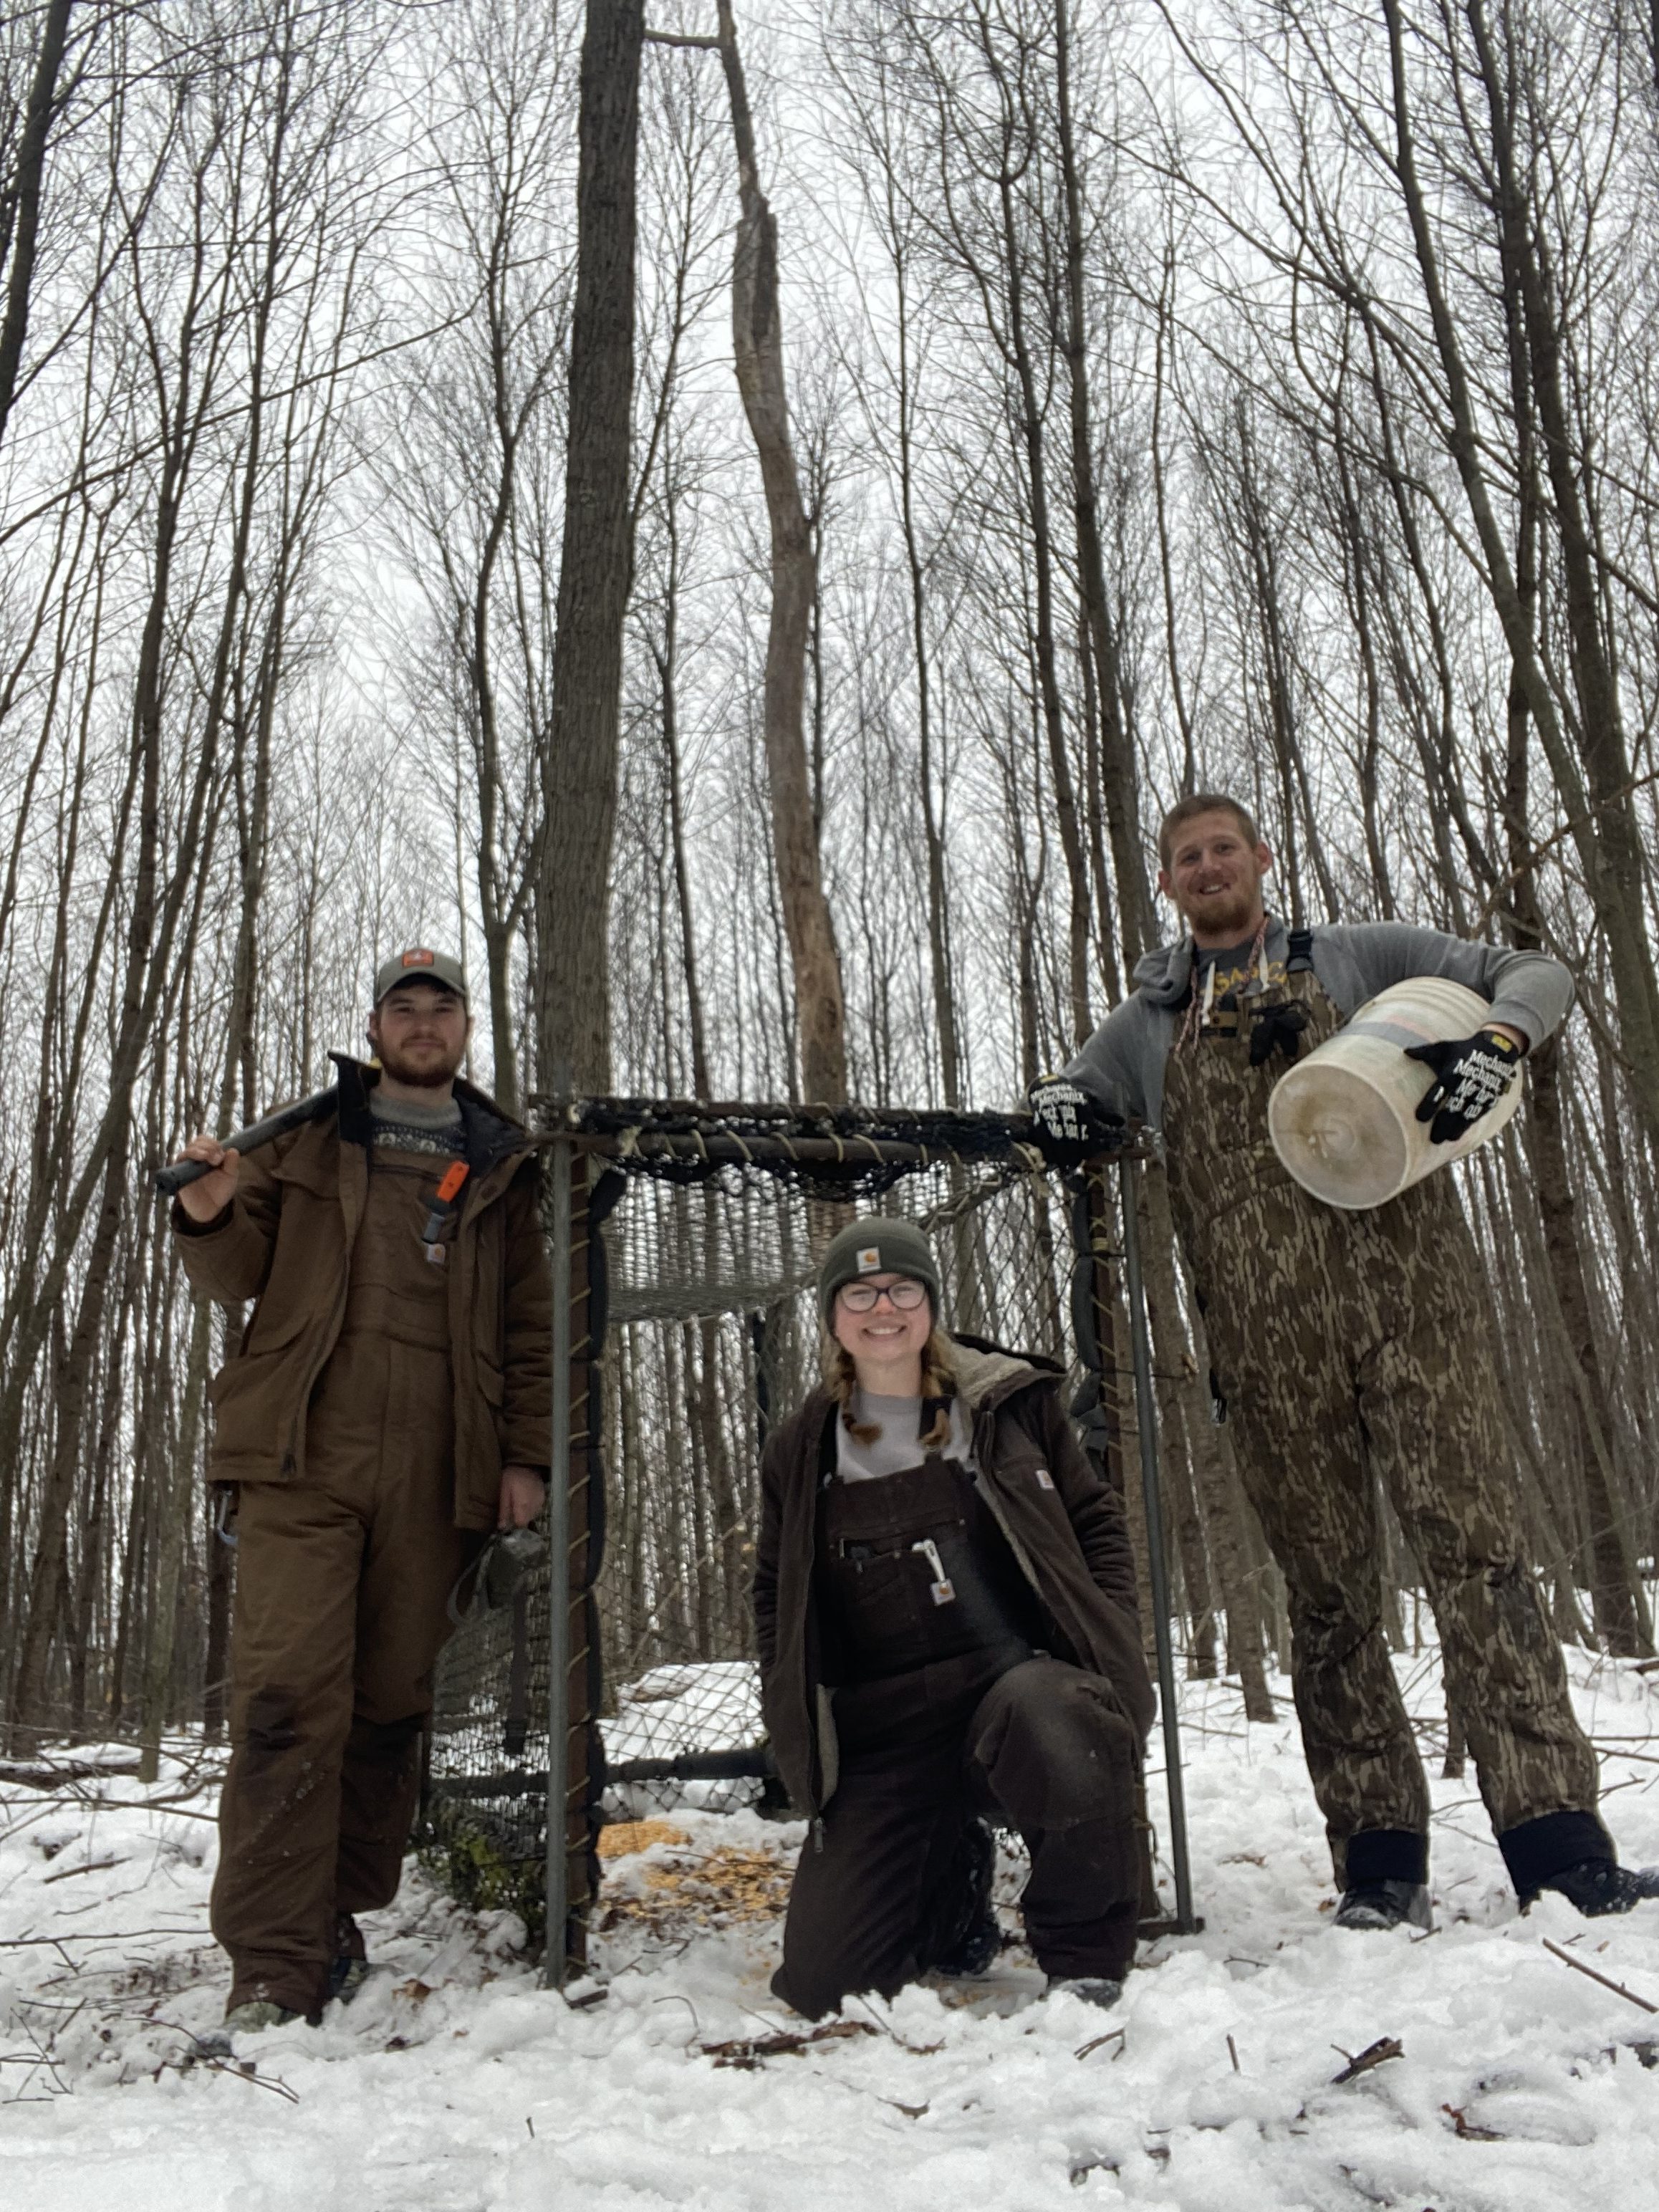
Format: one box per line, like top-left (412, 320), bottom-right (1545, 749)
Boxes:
top-left (542, 1136), bottom-right (574, 1989)
top-left (1118, 1151), bottom-right (1198, 1934)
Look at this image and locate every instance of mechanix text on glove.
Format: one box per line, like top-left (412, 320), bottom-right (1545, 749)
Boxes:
top-left (1405, 1027), bottom-right (1523, 1145)
top-left (1027, 1077), bottom-right (1127, 1168)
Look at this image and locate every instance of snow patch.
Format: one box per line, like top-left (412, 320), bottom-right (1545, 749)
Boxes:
top-left (4, 1648), bottom-right (1658, 2209)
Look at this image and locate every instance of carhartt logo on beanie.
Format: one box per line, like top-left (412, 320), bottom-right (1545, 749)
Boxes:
top-left (819, 1219), bottom-right (942, 1322)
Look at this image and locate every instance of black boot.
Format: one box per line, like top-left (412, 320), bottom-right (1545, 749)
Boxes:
top-left (932, 1818), bottom-right (1001, 1978)
top-left (1334, 1880), bottom-right (1433, 1932)
top-left (1045, 1975), bottom-right (1122, 2009)
top-left (328, 1910), bottom-right (370, 2002)
top-left (1536, 1860), bottom-right (1659, 1918)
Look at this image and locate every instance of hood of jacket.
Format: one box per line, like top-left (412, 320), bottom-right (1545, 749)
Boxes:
top-left (787, 1332), bottom-right (1062, 1440)
top-left (330, 1052), bottom-right (531, 1187)
top-left (947, 1333), bottom-right (1059, 1410)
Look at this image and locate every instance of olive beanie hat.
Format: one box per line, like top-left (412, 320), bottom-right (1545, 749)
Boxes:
top-left (818, 1218), bottom-right (942, 1324)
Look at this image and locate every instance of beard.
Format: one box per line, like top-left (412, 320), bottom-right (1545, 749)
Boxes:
top-left (375, 1034), bottom-right (466, 1089)
top-left (1181, 883), bottom-right (1264, 941)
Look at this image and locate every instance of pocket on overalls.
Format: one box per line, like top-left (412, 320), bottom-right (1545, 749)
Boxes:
top-left (830, 1549), bottom-right (927, 1665)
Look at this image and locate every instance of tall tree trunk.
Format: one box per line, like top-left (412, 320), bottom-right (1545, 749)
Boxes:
top-left (715, 1), bottom-right (846, 1103)
top-left (888, 215), bottom-right (963, 1106)
top-left (1505, 748), bottom-right (1652, 1654)
top-left (1143, 1167), bottom-right (1275, 1719)
top-left (0, 0), bottom-right (74, 453)
top-left (535, 0), bottom-right (643, 1097)
top-left (139, 1297), bottom-right (211, 1779)
top-left (1053, 0), bottom-right (1153, 965)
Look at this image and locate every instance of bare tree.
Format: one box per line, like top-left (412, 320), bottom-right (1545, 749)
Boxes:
top-left (711, 1), bottom-right (847, 1102)
top-left (535, 0), bottom-right (645, 1097)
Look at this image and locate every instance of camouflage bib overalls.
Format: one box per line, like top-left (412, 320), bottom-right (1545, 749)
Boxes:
top-left (1160, 940), bottom-right (1600, 1888)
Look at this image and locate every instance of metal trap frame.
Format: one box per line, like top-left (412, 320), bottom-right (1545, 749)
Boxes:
top-left (420, 1098), bottom-right (1198, 1979)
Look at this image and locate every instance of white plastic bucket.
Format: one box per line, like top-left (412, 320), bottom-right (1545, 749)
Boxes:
top-left (1266, 976), bottom-right (1521, 1210)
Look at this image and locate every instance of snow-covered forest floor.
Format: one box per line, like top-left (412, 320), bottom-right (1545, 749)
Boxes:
top-left (5, 1648), bottom-right (1659, 2212)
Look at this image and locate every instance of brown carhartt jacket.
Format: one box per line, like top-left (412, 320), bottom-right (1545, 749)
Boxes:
top-left (171, 1054), bottom-right (551, 1530)
top-left (753, 1337), bottom-right (1154, 1814)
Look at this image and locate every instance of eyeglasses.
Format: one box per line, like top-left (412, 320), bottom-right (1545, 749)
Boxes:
top-left (838, 1278), bottom-right (928, 1314)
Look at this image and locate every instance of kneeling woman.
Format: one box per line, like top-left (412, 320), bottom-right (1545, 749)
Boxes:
top-left (754, 1219), bottom-right (1155, 2016)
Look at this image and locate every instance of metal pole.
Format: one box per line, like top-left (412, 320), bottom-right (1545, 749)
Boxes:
top-left (542, 1137), bottom-right (574, 1988)
top-left (1118, 1152), bottom-right (1198, 1933)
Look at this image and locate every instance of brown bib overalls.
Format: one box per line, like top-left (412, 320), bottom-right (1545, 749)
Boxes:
top-left (212, 1146), bottom-right (478, 2014)
top-left (772, 1439), bottom-right (1141, 2017)
top-left (1160, 952), bottom-right (1601, 1890)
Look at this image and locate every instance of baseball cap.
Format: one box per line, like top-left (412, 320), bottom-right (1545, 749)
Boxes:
top-left (373, 946), bottom-right (469, 1008)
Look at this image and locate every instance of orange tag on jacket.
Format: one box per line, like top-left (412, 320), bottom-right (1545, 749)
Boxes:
top-left (436, 1161), bottom-right (470, 1205)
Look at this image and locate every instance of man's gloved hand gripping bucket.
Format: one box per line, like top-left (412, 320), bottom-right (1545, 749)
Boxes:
top-left (1267, 978), bottom-right (1524, 1210)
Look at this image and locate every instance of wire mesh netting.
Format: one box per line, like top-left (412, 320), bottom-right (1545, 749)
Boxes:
top-left (418, 1103), bottom-right (1130, 1937)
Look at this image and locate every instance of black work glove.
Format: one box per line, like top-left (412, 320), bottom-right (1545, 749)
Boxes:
top-left (1405, 1027), bottom-right (1523, 1145)
top-left (1027, 1076), bottom-right (1126, 1168)
top-left (1248, 1000), bottom-right (1311, 1068)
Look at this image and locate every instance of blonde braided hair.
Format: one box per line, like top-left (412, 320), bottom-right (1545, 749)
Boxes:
top-left (823, 1325), bottom-right (958, 1451)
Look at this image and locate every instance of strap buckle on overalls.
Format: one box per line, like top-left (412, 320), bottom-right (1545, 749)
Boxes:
top-left (420, 1160), bottom-right (470, 1265)
top-left (1248, 933), bottom-right (1315, 1067)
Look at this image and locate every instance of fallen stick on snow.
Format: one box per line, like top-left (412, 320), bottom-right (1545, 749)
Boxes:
top-left (1329, 2037), bottom-right (1403, 2084)
top-left (701, 2021), bottom-right (877, 2069)
top-left (0, 1925), bottom-right (207, 1947)
top-left (11, 1796), bottom-right (218, 1822)
top-left (0, 1759), bottom-right (143, 1788)
top-left (42, 1856), bottom-right (125, 1886)
top-left (1074, 2026), bottom-right (1126, 2062)
top-left (1542, 1936), bottom-right (1659, 2014)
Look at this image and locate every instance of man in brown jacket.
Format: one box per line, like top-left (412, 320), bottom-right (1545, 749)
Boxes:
top-left (170, 948), bottom-right (552, 2033)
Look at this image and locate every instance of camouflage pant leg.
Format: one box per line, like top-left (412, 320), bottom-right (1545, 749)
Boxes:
top-left (1226, 1379), bottom-right (1430, 1870)
top-left (1361, 1277), bottom-right (1599, 1837)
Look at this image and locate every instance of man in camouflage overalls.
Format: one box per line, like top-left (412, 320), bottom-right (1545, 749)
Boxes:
top-left (1032, 793), bottom-right (1658, 1928)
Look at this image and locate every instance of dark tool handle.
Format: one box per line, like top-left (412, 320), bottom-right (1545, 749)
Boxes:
top-left (153, 1087), bottom-right (337, 1196)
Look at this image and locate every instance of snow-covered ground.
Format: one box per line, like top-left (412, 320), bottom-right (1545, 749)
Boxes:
top-left (5, 1645), bottom-right (1659, 2211)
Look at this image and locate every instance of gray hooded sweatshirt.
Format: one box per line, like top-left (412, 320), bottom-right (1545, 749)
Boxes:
top-left (1061, 915), bottom-right (1574, 1131)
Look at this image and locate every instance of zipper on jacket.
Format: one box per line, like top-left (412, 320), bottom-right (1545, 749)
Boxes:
top-left (800, 1410), bottom-right (830, 1817)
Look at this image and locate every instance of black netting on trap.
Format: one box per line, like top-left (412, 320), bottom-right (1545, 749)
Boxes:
top-left (418, 1568), bottom-right (559, 1927)
top-left (418, 1102), bottom-right (1133, 1929)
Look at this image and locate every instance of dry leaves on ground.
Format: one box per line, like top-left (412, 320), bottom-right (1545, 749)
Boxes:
top-left (596, 1824), bottom-right (794, 1938)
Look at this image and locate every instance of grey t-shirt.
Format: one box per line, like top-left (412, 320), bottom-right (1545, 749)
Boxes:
top-left (835, 1390), bottom-right (975, 1482)
top-left (1192, 934), bottom-right (1274, 1012)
